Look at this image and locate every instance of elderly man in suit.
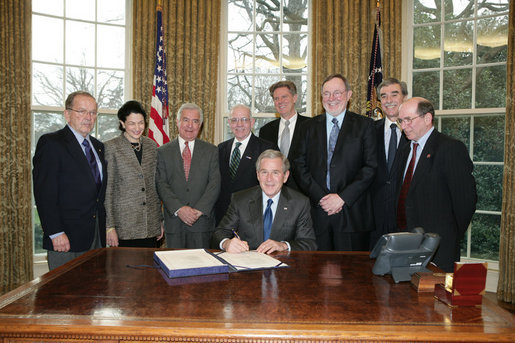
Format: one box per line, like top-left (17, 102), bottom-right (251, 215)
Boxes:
top-left (215, 104), bottom-right (278, 224)
top-left (156, 103), bottom-right (221, 249)
top-left (369, 78), bottom-right (410, 248)
top-left (293, 74), bottom-right (377, 251)
top-left (212, 149), bottom-right (317, 253)
top-left (396, 97), bottom-right (476, 272)
top-left (33, 91), bottom-right (107, 270)
top-left (259, 80), bottom-right (309, 190)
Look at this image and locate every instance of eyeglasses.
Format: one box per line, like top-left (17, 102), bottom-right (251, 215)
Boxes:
top-left (397, 114), bottom-right (424, 126)
top-left (322, 90), bottom-right (346, 99)
top-left (67, 108), bottom-right (98, 116)
top-left (228, 117), bottom-right (251, 124)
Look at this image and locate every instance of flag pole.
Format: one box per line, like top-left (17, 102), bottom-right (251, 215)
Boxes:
top-left (366, 0), bottom-right (383, 119)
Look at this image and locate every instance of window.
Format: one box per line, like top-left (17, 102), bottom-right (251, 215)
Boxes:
top-left (31, 0), bottom-right (130, 254)
top-left (221, 0), bottom-right (309, 140)
top-left (409, 0), bottom-right (508, 262)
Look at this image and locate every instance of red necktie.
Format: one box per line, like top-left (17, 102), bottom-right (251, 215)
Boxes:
top-left (183, 141), bottom-right (191, 181)
top-left (397, 143), bottom-right (418, 230)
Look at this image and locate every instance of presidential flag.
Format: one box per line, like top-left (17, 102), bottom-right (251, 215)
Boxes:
top-left (149, 3), bottom-right (170, 146)
top-left (366, 2), bottom-right (383, 119)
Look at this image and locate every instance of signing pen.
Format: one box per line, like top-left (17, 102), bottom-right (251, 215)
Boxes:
top-left (232, 229), bottom-right (241, 240)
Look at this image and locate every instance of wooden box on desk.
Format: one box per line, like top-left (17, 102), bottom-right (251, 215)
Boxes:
top-left (411, 272), bottom-right (446, 292)
top-left (434, 262), bottom-right (488, 306)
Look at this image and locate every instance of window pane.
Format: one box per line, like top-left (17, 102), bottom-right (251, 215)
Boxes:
top-left (256, 1), bottom-right (280, 31)
top-left (227, 74), bottom-right (252, 111)
top-left (34, 208), bottom-right (45, 254)
top-left (283, 34), bottom-right (307, 73)
top-left (413, 25), bottom-right (440, 69)
top-left (33, 63), bottom-right (64, 107)
top-left (256, 34), bottom-right (280, 73)
top-left (474, 164), bottom-right (503, 211)
top-left (477, 0), bottom-right (509, 17)
top-left (228, 34), bottom-right (253, 74)
top-left (412, 71), bottom-right (440, 109)
top-left (97, 70), bottom-right (124, 110)
top-left (228, 0), bottom-right (253, 32)
top-left (470, 213), bottom-right (500, 260)
top-left (414, 0), bottom-right (440, 24)
top-left (97, 0), bottom-right (125, 25)
top-left (33, 112), bottom-right (66, 150)
top-left (473, 116), bottom-right (505, 162)
top-left (443, 69), bottom-right (472, 109)
top-left (440, 116), bottom-right (470, 150)
top-left (32, 15), bottom-right (63, 63)
top-left (444, 0), bottom-right (473, 20)
top-left (66, 66), bottom-right (95, 96)
top-left (475, 65), bottom-right (506, 108)
top-left (97, 25), bottom-right (125, 69)
top-left (96, 115), bottom-right (120, 141)
top-left (444, 21), bottom-right (472, 67)
top-left (283, 0), bottom-right (308, 32)
top-left (477, 15), bottom-right (508, 64)
top-left (66, 20), bottom-right (95, 66)
top-left (66, 0), bottom-right (95, 21)
top-left (33, 0), bottom-right (63, 16)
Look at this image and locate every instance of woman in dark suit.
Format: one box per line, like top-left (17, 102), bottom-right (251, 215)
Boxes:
top-left (104, 101), bottom-right (163, 247)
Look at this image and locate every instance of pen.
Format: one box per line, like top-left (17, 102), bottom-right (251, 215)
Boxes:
top-left (232, 229), bottom-right (241, 240)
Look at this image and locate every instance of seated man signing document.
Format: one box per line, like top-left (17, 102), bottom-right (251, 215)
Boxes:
top-left (212, 149), bottom-right (317, 253)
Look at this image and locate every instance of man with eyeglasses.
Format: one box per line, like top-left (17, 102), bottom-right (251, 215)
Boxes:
top-left (369, 78), bottom-right (410, 249)
top-left (293, 74), bottom-right (377, 251)
top-left (156, 103), bottom-right (220, 249)
top-left (214, 104), bottom-right (278, 224)
top-left (33, 91), bottom-right (107, 270)
top-left (395, 97), bottom-right (476, 272)
top-left (212, 149), bottom-right (317, 253)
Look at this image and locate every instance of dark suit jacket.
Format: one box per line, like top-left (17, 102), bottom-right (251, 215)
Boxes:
top-left (395, 129), bottom-right (477, 272)
top-left (156, 138), bottom-right (220, 234)
top-left (259, 114), bottom-right (310, 190)
top-left (293, 111), bottom-right (377, 233)
top-left (370, 119), bottom-right (409, 248)
top-left (212, 186), bottom-right (317, 251)
top-left (33, 125), bottom-right (107, 252)
top-left (215, 134), bottom-right (278, 224)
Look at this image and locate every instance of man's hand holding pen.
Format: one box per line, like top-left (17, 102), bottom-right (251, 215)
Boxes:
top-left (222, 230), bottom-right (250, 253)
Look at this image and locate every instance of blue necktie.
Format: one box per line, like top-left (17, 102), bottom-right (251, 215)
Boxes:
top-left (82, 139), bottom-right (101, 190)
top-left (327, 118), bottom-right (339, 189)
top-left (263, 199), bottom-right (273, 241)
top-left (387, 123), bottom-right (398, 172)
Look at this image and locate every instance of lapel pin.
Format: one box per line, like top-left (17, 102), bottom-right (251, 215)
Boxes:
top-left (427, 154), bottom-right (431, 158)
top-left (246, 156), bottom-right (252, 159)
top-left (283, 207), bottom-right (287, 210)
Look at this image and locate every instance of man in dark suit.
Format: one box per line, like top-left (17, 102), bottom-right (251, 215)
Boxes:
top-left (33, 91), bottom-right (107, 270)
top-left (215, 104), bottom-right (277, 224)
top-left (259, 80), bottom-right (309, 190)
top-left (369, 78), bottom-right (409, 248)
top-left (293, 74), bottom-right (377, 251)
top-left (396, 97), bottom-right (476, 272)
top-left (212, 149), bottom-right (317, 253)
top-left (156, 103), bottom-right (220, 249)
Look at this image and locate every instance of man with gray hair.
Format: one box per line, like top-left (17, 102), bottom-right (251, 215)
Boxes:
top-left (212, 149), bottom-right (317, 253)
top-left (156, 103), bottom-right (220, 248)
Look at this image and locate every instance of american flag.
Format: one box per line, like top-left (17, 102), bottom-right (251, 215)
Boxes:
top-left (149, 4), bottom-right (170, 146)
top-left (366, 2), bottom-right (383, 119)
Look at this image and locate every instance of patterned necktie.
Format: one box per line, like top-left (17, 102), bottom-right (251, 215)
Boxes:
top-left (327, 118), bottom-right (339, 190)
top-left (183, 141), bottom-right (192, 181)
top-left (229, 142), bottom-right (242, 179)
top-left (397, 143), bottom-right (418, 230)
top-left (82, 139), bottom-right (101, 190)
top-left (279, 120), bottom-right (290, 157)
top-left (263, 199), bottom-right (273, 241)
top-left (387, 123), bottom-right (398, 172)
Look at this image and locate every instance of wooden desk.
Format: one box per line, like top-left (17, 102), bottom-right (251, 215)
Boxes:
top-left (0, 248), bottom-right (513, 342)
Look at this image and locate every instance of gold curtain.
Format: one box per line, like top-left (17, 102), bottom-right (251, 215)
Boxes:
top-left (497, 1), bottom-right (515, 304)
top-left (0, 0), bottom-right (33, 294)
top-left (311, 0), bottom-right (402, 116)
top-left (133, 0), bottom-right (221, 143)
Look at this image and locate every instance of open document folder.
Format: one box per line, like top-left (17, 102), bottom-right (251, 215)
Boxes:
top-left (154, 249), bottom-right (288, 278)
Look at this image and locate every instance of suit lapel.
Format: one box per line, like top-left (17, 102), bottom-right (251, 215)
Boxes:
top-left (238, 135), bottom-right (257, 176)
top-left (410, 130), bottom-right (438, 192)
top-left (315, 115), bottom-right (328, 169)
top-left (271, 188), bottom-right (289, 237)
top-left (63, 126), bottom-right (97, 188)
top-left (248, 188), bottom-right (264, 238)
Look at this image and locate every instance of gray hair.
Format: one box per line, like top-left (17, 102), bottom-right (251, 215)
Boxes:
top-left (65, 91), bottom-right (96, 110)
top-left (230, 104), bottom-right (252, 118)
top-left (376, 78), bottom-right (408, 100)
top-left (177, 103), bottom-right (203, 124)
top-left (256, 149), bottom-right (290, 173)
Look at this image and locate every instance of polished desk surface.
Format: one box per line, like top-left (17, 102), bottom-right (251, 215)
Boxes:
top-left (0, 248), bottom-right (513, 342)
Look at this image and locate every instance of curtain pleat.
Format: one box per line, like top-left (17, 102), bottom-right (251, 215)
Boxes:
top-left (133, 0), bottom-right (221, 143)
top-left (497, 0), bottom-right (515, 304)
top-left (311, 0), bottom-right (402, 116)
top-left (0, 0), bottom-right (33, 295)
